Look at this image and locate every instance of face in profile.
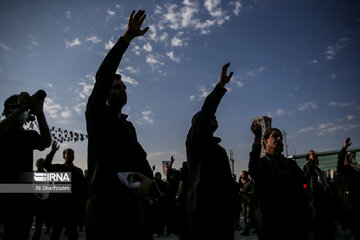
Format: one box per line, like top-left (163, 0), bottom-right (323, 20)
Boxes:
top-left (209, 116), bottom-right (218, 135)
top-left (108, 76), bottom-right (127, 108)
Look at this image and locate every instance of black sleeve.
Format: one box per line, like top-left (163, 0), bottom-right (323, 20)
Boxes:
top-left (43, 150), bottom-right (57, 172)
top-left (337, 147), bottom-right (347, 173)
top-left (187, 84), bottom-right (227, 145)
top-left (27, 130), bottom-right (42, 151)
top-left (86, 37), bottom-right (130, 119)
top-left (248, 143), bottom-right (262, 180)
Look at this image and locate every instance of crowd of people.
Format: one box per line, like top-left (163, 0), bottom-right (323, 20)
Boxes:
top-left (0, 9), bottom-right (359, 240)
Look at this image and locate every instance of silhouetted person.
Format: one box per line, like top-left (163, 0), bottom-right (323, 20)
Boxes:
top-left (0, 91), bottom-right (51, 240)
top-left (240, 173), bottom-right (254, 236)
top-left (186, 62), bottom-right (235, 240)
top-left (43, 141), bottom-right (86, 240)
top-left (249, 124), bottom-right (311, 240)
top-left (32, 158), bottom-right (51, 240)
top-left (336, 137), bottom-right (360, 239)
top-left (303, 150), bottom-right (336, 240)
top-left (85, 10), bottom-right (153, 240)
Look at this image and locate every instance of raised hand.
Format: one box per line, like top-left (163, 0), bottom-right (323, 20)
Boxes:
top-left (122, 10), bottom-right (149, 43)
top-left (344, 137), bottom-right (352, 148)
top-left (51, 141), bottom-right (59, 152)
top-left (251, 122), bottom-right (262, 145)
top-left (218, 62), bottom-right (233, 88)
top-left (251, 122), bottom-right (262, 137)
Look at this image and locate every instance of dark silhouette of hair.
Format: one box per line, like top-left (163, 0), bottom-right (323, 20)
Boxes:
top-left (2, 94), bottom-right (19, 117)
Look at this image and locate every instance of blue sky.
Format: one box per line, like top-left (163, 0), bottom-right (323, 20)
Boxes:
top-left (1, 0), bottom-right (359, 176)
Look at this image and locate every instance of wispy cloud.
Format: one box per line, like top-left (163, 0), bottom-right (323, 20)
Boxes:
top-left (26, 35), bottom-right (39, 49)
top-left (308, 59), bottom-right (318, 64)
top-left (0, 43), bottom-right (10, 51)
top-left (153, 1), bottom-right (231, 38)
top-left (143, 42), bottom-right (152, 52)
top-left (298, 101), bottom-right (318, 111)
top-left (77, 74), bottom-right (95, 100)
top-left (65, 11), bottom-right (71, 19)
top-left (328, 101), bottom-right (355, 107)
top-left (171, 36), bottom-right (185, 47)
top-left (189, 84), bottom-right (211, 101)
top-left (318, 123), bottom-right (360, 135)
top-left (122, 74), bottom-right (139, 86)
top-left (147, 150), bottom-right (178, 161)
top-left (125, 66), bottom-right (140, 75)
top-left (276, 109), bottom-right (286, 116)
top-left (106, 9), bottom-right (116, 21)
top-left (65, 38), bottom-right (82, 48)
top-left (230, 1), bottom-right (242, 16)
top-left (246, 66), bottom-right (265, 76)
top-left (297, 119), bottom-right (359, 135)
top-left (44, 98), bottom-right (62, 119)
top-left (105, 39), bottom-right (115, 50)
top-left (297, 126), bottom-right (315, 134)
top-left (328, 73), bottom-right (337, 79)
top-left (132, 45), bottom-right (141, 55)
top-left (136, 108), bottom-right (155, 125)
top-left (86, 36), bottom-right (101, 44)
top-left (324, 35), bottom-right (352, 60)
top-left (60, 108), bottom-right (72, 118)
top-left (346, 115), bottom-right (355, 120)
top-left (146, 54), bottom-right (165, 70)
top-left (166, 51), bottom-right (181, 63)
top-left (73, 103), bottom-right (86, 115)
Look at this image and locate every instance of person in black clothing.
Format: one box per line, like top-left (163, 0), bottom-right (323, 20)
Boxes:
top-left (186, 62), bottom-right (235, 240)
top-left (43, 141), bottom-right (86, 240)
top-left (240, 173), bottom-right (254, 236)
top-left (231, 174), bottom-right (242, 231)
top-left (336, 137), bottom-right (360, 239)
top-left (303, 150), bottom-right (336, 240)
top-left (152, 172), bottom-right (167, 236)
top-left (85, 10), bottom-right (153, 240)
top-left (0, 91), bottom-right (51, 240)
top-left (249, 123), bottom-right (311, 240)
top-left (32, 158), bottom-right (52, 240)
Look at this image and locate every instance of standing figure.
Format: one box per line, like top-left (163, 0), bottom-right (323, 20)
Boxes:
top-left (186, 62), bottom-right (235, 240)
top-left (0, 91), bottom-right (51, 240)
top-left (85, 10), bottom-right (153, 240)
top-left (43, 141), bottom-right (86, 240)
top-left (249, 123), bottom-right (311, 240)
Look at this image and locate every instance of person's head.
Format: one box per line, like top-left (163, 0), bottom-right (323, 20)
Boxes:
top-left (192, 112), bottom-right (218, 135)
top-left (263, 128), bottom-right (283, 156)
top-left (232, 174), bottom-right (237, 182)
top-left (344, 153), bottom-right (351, 166)
top-left (63, 148), bottom-right (74, 164)
top-left (155, 172), bottom-right (162, 180)
top-left (2, 94), bottom-right (28, 127)
top-left (106, 74), bottom-right (127, 109)
top-left (3, 94), bottom-right (19, 118)
top-left (307, 150), bottom-right (316, 160)
top-left (36, 158), bottom-right (45, 170)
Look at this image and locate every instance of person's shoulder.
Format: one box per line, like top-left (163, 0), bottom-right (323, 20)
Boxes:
top-left (25, 129), bottom-right (41, 138)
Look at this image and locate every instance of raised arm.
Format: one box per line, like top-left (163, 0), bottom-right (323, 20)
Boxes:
top-left (86, 10), bottom-right (149, 115)
top-left (43, 141), bottom-right (59, 171)
top-left (248, 122), bottom-right (262, 179)
top-left (200, 62), bottom-right (233, 118)
top-left (30, 93), bottom-right (51, 150)
top-left (337, 137), bottom-right (351, 172)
